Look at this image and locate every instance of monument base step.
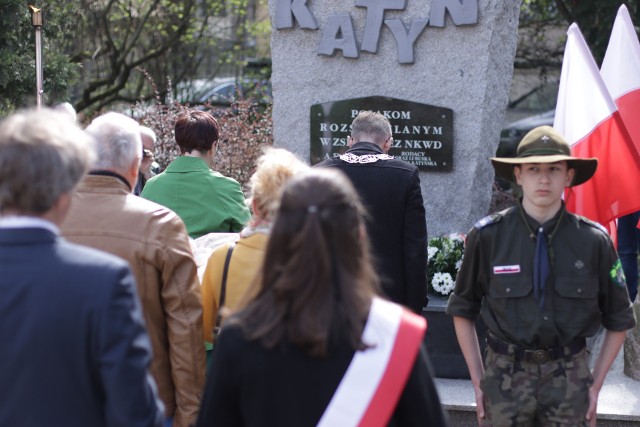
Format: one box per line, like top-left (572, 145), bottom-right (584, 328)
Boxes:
top-left (443, 406), bottom-right (640, 427)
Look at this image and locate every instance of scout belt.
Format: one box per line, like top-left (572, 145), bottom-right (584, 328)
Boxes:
top-left (487, 334), bottom-right (586, 364)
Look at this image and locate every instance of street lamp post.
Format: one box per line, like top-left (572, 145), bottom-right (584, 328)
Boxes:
top-left (29, 5), bottom-right (44, 109)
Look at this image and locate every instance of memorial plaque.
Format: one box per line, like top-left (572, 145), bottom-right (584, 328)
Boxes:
top-left (310, 96), bottom-right (453, 171)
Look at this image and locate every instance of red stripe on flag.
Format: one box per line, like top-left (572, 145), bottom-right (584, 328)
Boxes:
top-left (615, 89), bottom-right (640, 156)
top-left (565, 112), bottom-right (640, 226)
top-left (358, 311), bottom-right (426, 427)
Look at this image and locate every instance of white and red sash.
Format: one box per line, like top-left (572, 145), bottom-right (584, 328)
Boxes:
top-left (317, 297), bottom-right (427, 427)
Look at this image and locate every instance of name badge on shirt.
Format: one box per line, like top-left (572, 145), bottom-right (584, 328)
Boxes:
top-left (493, 265), bottom-right (521, 274)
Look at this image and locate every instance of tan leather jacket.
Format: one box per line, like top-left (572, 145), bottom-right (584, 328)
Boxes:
top-left (61, 174), bottom-right (206, 427)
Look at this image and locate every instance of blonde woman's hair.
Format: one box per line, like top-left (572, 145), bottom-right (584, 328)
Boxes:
top-left (248, 148), bottom-right (308, 222)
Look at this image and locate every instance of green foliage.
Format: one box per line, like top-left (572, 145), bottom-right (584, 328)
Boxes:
top-left (0, 0), bottom-right (271, 115)
top-left (69, 0), bottom-right (200, 113)
top-left (519, 1), bottom-right (640, 65)
top-left (520, 0), bottom-right (559, 22)
top-left (0, 1), bottom-right (79, 116)
top-left (65, 0), bottom-right (272, 114)
top-left (549, 1), bottom-right (637, 64)
top-left (214, 0), bottom-right (271, 79)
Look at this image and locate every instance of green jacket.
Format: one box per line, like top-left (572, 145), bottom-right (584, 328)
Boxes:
top-left (142, 156), bottom-right (250, 239)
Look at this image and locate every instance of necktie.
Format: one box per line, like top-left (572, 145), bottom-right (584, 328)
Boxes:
top-left (533, 227), bottom-right (549, 309)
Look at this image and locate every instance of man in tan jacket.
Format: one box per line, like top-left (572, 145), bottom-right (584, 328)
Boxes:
top-left (61, 113), bottom-right (206, 427)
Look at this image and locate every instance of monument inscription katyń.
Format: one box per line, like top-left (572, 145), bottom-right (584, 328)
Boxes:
top-left (270, 0), bottom-right (522, 238)
top-left (310, 96), bottom-right (453, 171)
top-left (275, 0), bottom-right (478, 64)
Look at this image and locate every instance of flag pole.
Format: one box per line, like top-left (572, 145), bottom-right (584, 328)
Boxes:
top-left (29, 5), bottom-right (44, 109)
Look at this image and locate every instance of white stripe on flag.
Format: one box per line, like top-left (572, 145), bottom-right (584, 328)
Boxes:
top-left (554, 23), bottom-right (618, 146)
top-left (601, 5), bottom-right (640, 100)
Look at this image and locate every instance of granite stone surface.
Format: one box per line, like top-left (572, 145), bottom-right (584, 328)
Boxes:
top-left (624, 299), bottom-right (640, 380)
top-left (269, 0), bottom-right (523, 237)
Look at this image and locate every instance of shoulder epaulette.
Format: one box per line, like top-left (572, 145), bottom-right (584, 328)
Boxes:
top-left (577, 215), bottom-right (609, 235)
top-left (474, 213), bottom-right (503, 230)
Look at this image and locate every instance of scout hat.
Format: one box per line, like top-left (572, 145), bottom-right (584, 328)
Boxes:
top-left (491, 125), bottom-right (597, 187)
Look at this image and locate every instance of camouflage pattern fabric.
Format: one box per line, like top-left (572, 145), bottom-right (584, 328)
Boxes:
top-left (480, 346), bottom-right (592, 426)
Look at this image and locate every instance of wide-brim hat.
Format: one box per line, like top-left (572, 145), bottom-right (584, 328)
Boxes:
top-left (491, 125), bottom-right (597, 187)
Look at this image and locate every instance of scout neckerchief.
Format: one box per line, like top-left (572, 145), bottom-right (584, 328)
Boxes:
top-left (317, 297), bottom-right (426, 427)
top-left (517, 200), bottom-right (566, 309)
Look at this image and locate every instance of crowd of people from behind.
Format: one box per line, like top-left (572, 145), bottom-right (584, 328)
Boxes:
top-left (0, 105), bottom-right (637, 427)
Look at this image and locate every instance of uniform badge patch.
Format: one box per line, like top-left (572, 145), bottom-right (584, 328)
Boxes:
top-left (610, 259), bottom-right (626, 288)
top-left (474, 214), bottom-right (502, 230)
top-left (493, 265), bottom-right (521, 274)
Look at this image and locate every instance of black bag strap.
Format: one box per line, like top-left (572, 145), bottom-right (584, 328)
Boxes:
top-left (215, 241), bottom-right (236, 330)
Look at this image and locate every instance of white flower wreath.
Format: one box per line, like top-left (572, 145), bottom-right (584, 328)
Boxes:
top-left (427, 233), bottom-right (465, 297)
top-left (431, 272), bottom-right (455, 296)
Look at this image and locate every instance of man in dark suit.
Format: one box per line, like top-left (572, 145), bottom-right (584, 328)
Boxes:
top-left (0, 109), bottom-right (163, 427)
top-left (316, 111), bottom-right (428, 313)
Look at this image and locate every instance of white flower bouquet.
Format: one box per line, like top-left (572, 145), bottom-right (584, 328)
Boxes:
top-left (427, 233), bottom-right (465, 297)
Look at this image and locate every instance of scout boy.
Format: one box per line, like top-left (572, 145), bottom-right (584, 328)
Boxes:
top-left (447, 126), bottom-right (635, 426)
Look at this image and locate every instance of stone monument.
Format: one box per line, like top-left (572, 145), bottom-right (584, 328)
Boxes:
top-left (624, 300), bottom-right (640, 380)
top-left (269, 0), bottom-right (522, 237)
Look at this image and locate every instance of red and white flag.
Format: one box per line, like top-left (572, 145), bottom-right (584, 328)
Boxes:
top-left (601, 4), bottom-right (640, 157)
top-left (553, 23), bottom-right (640, 234)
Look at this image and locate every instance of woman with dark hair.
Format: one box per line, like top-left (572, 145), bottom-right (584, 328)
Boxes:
top-left (141, 109), bottom-right (250, 238)
top-left (196, 169), bottom-right (448, 427)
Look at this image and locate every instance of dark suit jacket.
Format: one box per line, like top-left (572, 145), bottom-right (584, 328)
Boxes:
top-left (317, 142), bottom-right (428, 312)
top-left (0, 226), bottom-right (163, 427)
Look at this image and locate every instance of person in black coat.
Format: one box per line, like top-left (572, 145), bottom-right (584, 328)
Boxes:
top-left (316, 111), bottom-right (428, 313)
top-left (196, 169), bottom-right (447, 427)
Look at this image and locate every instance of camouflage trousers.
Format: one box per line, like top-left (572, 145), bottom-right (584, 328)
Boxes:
top-left (480, 346), bottom-right (592, 426)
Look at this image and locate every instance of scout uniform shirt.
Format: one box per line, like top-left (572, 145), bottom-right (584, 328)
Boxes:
top-left (446, 202), bottom-right (635, 348)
